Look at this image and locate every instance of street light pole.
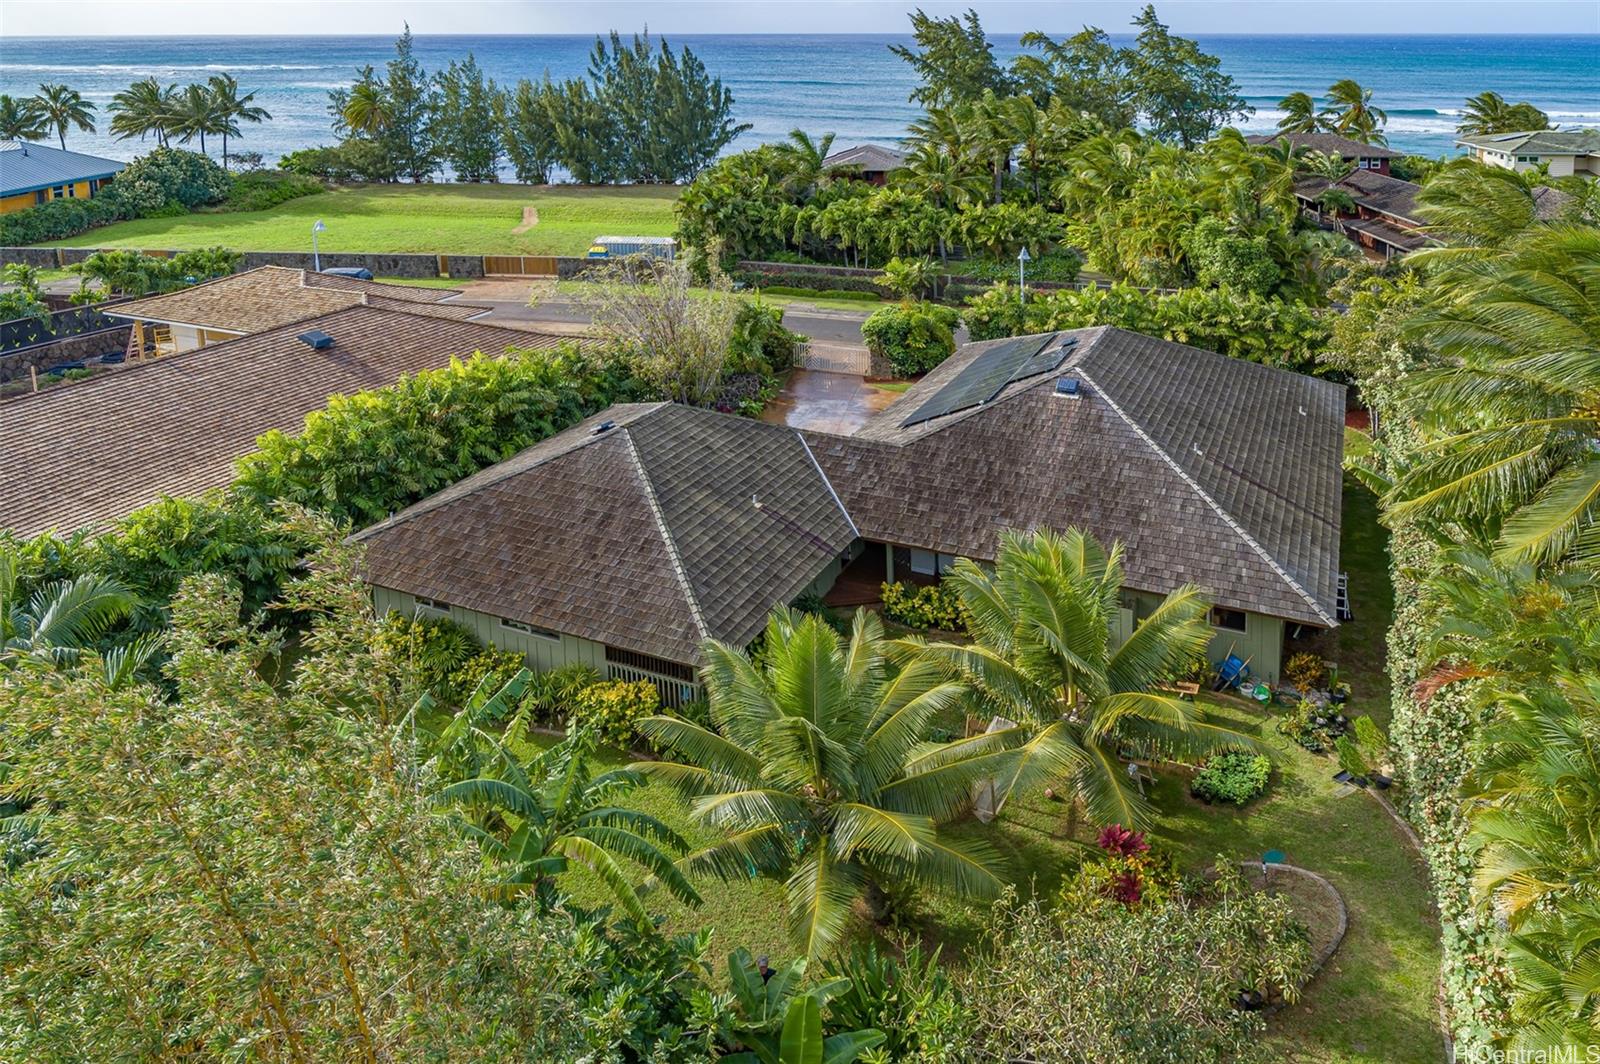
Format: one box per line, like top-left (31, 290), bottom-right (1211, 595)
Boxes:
top-left (1017, 246), bottom-right (1031, 305)
top-left (311, 219), bottom-right (327, 272)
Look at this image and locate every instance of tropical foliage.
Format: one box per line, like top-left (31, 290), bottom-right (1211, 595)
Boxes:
top-left (911, 528), bottom-right (1252, 827)
top-left (860, 301), bottom-right (960, 376)
top-left (634, 608), bottom-right (1041, 959)
top-left (1456, 91), bottom-right (1551, 137)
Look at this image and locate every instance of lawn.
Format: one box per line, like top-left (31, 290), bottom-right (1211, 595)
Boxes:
top-left (42, 183), bottom-right (682, 257)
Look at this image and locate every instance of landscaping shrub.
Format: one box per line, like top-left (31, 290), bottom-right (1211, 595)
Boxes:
top-left (880, 580), bottom-right (967, 631)
top-left (735, 268), bottom-right (888, 299)
top-left (1276, 699), bottom-right (1339, 753)
top-left (220, 169), bottom-right (325, 212)
top-left (517, 663), bottom-right (602, 729)
top-left (1191, 751), bottom-right (1272, 805)
top-left (1283, 652), bottom-right (1327, 693)
top-left (373, 611), bottom-right (524, 712)
top-left (821, 942), bottom-right (971, 1062)
top-left (236, 345), bottom-right (628, 528)
top-left (0, 195), bottom-right (124, 245)
top-left (791, 590), bottom-right (847, 635)
top-left (75, 246), bottom-right (242, 298)
top-left (0, 148), bottom-right (232, 246)
top-left (756, 284), bottom-right (882, 303)
top-left (861, 301), bottom-right (959, 377)
top-left (1353, 715), bottom-right (1388, 769)
top-left (962, 865), bottom-right (1312, 1062)
top-left (726, 297), bottom-right (803, 376)
top-left (571, 678), bottom-right (660, 750)
top-left (956, 248), bottom-right (1083, 285)
top-left (1335, 734), bottom-right (1368, 780)
top-left (962, 280), bottom-right (1330, 376)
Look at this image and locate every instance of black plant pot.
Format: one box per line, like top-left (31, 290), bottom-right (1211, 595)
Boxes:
top-left (1333, 770), bottom-right (1352, 783)
top-left (1330, 691), bottom-right (1349, 704)
top-left (1351, 775), bottom-right (1369, 788)
top-left (1372, 774), bottom-right (1392, 789)
top-left (1234, 989), bottom-right (1266, 1011)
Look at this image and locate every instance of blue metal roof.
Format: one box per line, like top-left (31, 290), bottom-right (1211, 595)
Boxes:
top-left (0, 141), bottom-right (125, 197)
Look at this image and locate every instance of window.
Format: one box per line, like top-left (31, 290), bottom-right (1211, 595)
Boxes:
top-left (413, 595), bottom-right (449, 614)
top-left (1209, 607), bottom-right (1248, 632)
top-left (500, 617), bottom-right (558, 640)
top-left (50, 185), bottom-right (65, 200)
top-left (909, 549), bottom-right (961, 576)
top-left (1356, 158), bottom-right (1370, 169)
top-left (33, 190), bottom-right (45, 204)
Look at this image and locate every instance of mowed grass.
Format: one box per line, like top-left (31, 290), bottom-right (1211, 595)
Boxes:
top-left (44, 183), bottom-right (682, 256)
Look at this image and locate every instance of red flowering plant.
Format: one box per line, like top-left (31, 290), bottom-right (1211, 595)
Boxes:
top-left (1064, 824), bottom-right (1180, 911)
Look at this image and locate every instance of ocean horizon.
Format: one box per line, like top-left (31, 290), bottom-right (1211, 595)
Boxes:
top-left (4, 33), bottom-right (1597, 172)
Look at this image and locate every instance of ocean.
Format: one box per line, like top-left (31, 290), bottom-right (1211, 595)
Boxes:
top-left (2, 33), bottom-right (1597, 171)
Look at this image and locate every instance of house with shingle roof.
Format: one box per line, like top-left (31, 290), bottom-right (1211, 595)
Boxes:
top-left (0, 305), bottom-right (566, 538)
top-left (351, 328), bottom-right (1343, 700)
top-left (1456, 129), bottom-right (1600, 180)
top-left (104, 265), bottom-right (491, 355)
top-left (1293, 169), bottom-right (1435, 260)
top-left (822, 144), bottom-right (907, 186)
top-left (1245, 131), bottom-right (1400, 175)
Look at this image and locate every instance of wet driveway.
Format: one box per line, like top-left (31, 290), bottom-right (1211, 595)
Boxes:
top-left (761, 369), bottom-right (901, 435)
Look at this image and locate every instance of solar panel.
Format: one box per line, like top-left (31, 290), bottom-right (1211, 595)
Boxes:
top-left (900, 333), bottom-right (1078, 428)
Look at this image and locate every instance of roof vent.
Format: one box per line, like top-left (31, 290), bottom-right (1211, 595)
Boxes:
top-left (1054, 377), bottom-right (1081, 398)
top-left (591, 419), bottom-right (616, 435)
top-left (297, 329), bottom-right (334, 350)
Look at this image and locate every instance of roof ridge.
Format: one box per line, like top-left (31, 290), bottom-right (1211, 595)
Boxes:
top-left (799, 433), bottom-right (859, 539)
top-left (1078, 365), bottom-right (1336, 627)
top-left (621, 426), bottom-right (712, 642)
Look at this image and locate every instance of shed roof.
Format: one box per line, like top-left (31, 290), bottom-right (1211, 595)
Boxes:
top-left (355, 403), bottom-right (859, 664)
top-left (104, 266), bottom-right (484, 335)
top-left (0, 140), bottom-right (125, 195)
top-left (805, 327), bottom-right (1345, 627)
top-left (1245, 131), bottom-right (1400, 160)
top-left (0, 306), bottom-right (559, 537)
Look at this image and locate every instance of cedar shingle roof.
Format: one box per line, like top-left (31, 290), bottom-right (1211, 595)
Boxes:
top-left (1294, 170), bottom-right (1427, 228)
top-left (104, 266), bottom-right (483, 335)
top-left (1245, 131), bottom-right (1400, 160)
top-left (355, 404), bottom-right (858, 664)
top-left (0, 307), bottom-right (560, 537)
top-left (805, 328), bottom-right (1344, 627)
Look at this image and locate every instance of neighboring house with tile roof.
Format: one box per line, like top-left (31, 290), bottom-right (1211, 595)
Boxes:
top-left (1455, 129), bottom-right (1600, 179)
top-left (1293, 169), bottom-right (1435, 260)
top-left (0, 306), bottom-right (563, 538)
top-left (0, 140), bottom-right (125, 213)
top-left (354, 403), bottom-right (860, 706)
top-left (822, 144), bottom-right (907, 185)
top-left (1245, 131), bottom-right (1400, 175)
top-left (349, 328), bottom-right (1343, 698)
top-left (104, 265), bottom-right (490, 355)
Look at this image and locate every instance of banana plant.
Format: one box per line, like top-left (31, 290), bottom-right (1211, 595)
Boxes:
top-left (719, 948), bottom-right (884, 1064)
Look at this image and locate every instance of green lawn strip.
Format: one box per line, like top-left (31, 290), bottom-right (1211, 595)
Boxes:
top-left (374, 276), bottom-right (470, 289)
top-left (1335, 471), bottom-right (1395, 730)
top-left (43, 183), bottom-right (682, 257)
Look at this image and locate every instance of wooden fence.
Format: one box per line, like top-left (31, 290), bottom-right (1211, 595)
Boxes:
top-left (483, 255), bottom-right (560, 276)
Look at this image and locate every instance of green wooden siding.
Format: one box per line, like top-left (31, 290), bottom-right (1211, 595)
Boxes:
top-left (1121, 589), bottom-right (1285, 683)
top-left (372, 586), bottom-right (608, 672)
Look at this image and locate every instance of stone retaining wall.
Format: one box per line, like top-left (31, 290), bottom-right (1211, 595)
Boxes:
top-left (2, 247), bottom-right (594, 280)
top-left (0, 326), bottom-right (130, 384)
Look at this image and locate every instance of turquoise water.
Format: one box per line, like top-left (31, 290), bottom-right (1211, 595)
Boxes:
top-left (2, 33), bottom-right (1596, 169)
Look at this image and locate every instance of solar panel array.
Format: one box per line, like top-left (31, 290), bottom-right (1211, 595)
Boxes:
top-left (900, 333), bottom-right (1079, 428)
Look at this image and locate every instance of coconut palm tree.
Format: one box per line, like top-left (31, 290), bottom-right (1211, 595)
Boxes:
top-left (0, 94), bottom-right (47, 142)
top-left (1458, 91), bottom-right (1551, 138)
top-left (912, 528), bottom-right (1257, 828)
top-left (1322, 79), bottom-right (1388, 146)
top-left (428, 691), bottom-right (700, 923)
top-left (108, 77), bottom-right (177, 146)
top-left (206, 74), bottom-right (270, 171)
top-left (166, 82), bottom-right (226, 155)
top-left (1388, 224), bottom-right (1600, 569)
top-left (1275, 91), bottom-right (1324, 134)
top-left (31, 83), bottom-right (96, 151)
top-left (1413, 159), bottom-right (1562, 247)
top-left (1, 549), bottom-right (137, 668)
top-left (777, 127), bottom-right (836, 196)
top-left (341, 76), bottom-right (390, 139)
top-left (1301, 149), bottom-right (1352, 180)
top-left (634, 608), bottom-right (1033, 960)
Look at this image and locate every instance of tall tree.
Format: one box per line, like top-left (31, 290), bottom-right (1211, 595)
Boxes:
top-left (431, 54), bottom-right (502, 182)
top-left (206, 74), bottom-right (270, 171)
top-left (167, 81), bottom-right (226, 154)
top-left (1275, 91), bottom-right (1324, 134)
top-left (914, 528), bottom-right (1255, 826)
top-left (1012, 27), bottom-right (1135, 128)
top-left (890, 8), bottom-right (1013, 110)
top-left (340, 67), bottom-right (389, 138)
top-left (777, 127), bottom-right (836, 196)
top-left (499, 78), bottom-right (559, 184)
top-left (634, 608), bottom-right (1030, 960)
top-left (1458, 91), bottom-right (1551, 137)
top-left (107, 77), bottom-right (176, 146)
top-left (384, 25), bottom-right (436, 182)
top-left (1322, 78), bottom-right (1388, 145)
top-left (1124, 6), bottom-right (1250, 149)
top-left (31, 83), bottom-right (96, 151)
top-left (0, 94), bottom-right (46, 142)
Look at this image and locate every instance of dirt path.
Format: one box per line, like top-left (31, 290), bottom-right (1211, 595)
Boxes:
top-left (511, 205), bottom-right (539, 234)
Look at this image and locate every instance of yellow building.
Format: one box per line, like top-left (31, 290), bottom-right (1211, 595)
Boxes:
top-left (0, 140), bottom-right (125, 214)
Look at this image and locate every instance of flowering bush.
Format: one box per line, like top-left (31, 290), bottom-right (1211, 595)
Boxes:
top-left (880, 580), bottom-right (968, 631)
top-left (571, 679), bottom-right (660, 750)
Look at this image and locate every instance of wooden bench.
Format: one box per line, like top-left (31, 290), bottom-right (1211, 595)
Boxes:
top-left (1158, 681), bottom-right (1201, 700)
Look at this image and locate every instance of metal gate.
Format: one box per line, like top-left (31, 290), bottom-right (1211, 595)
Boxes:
top-left (483, 255), bottom-right (559, 277)
top-left (797, 341), bottom-right (871, 375)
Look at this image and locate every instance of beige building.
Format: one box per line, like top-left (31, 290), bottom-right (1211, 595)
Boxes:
top-left (1455, 129), bottom-right (1600, 179)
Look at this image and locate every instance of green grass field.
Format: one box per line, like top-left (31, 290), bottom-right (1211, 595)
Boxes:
top-left (44, 183), bottom-right (682, 257)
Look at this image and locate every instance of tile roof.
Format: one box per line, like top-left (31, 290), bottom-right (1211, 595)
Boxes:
top-left (103, 266), bottom-right (485, 335)
top-left (1245, 131), bottom-right (1400, 160)
top-left (355, 404), bottom-right (859, 664)
top-left (1456, 129), bottom-right (1600, 157)
top-left (0, 306), bottom-right (561, 538)
top-left (0, 141), bottom-right (124, 195)
top-left (805, 327), bottom-right (1345, 627)
top-left (823, 144), bottom-right (908, 172)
